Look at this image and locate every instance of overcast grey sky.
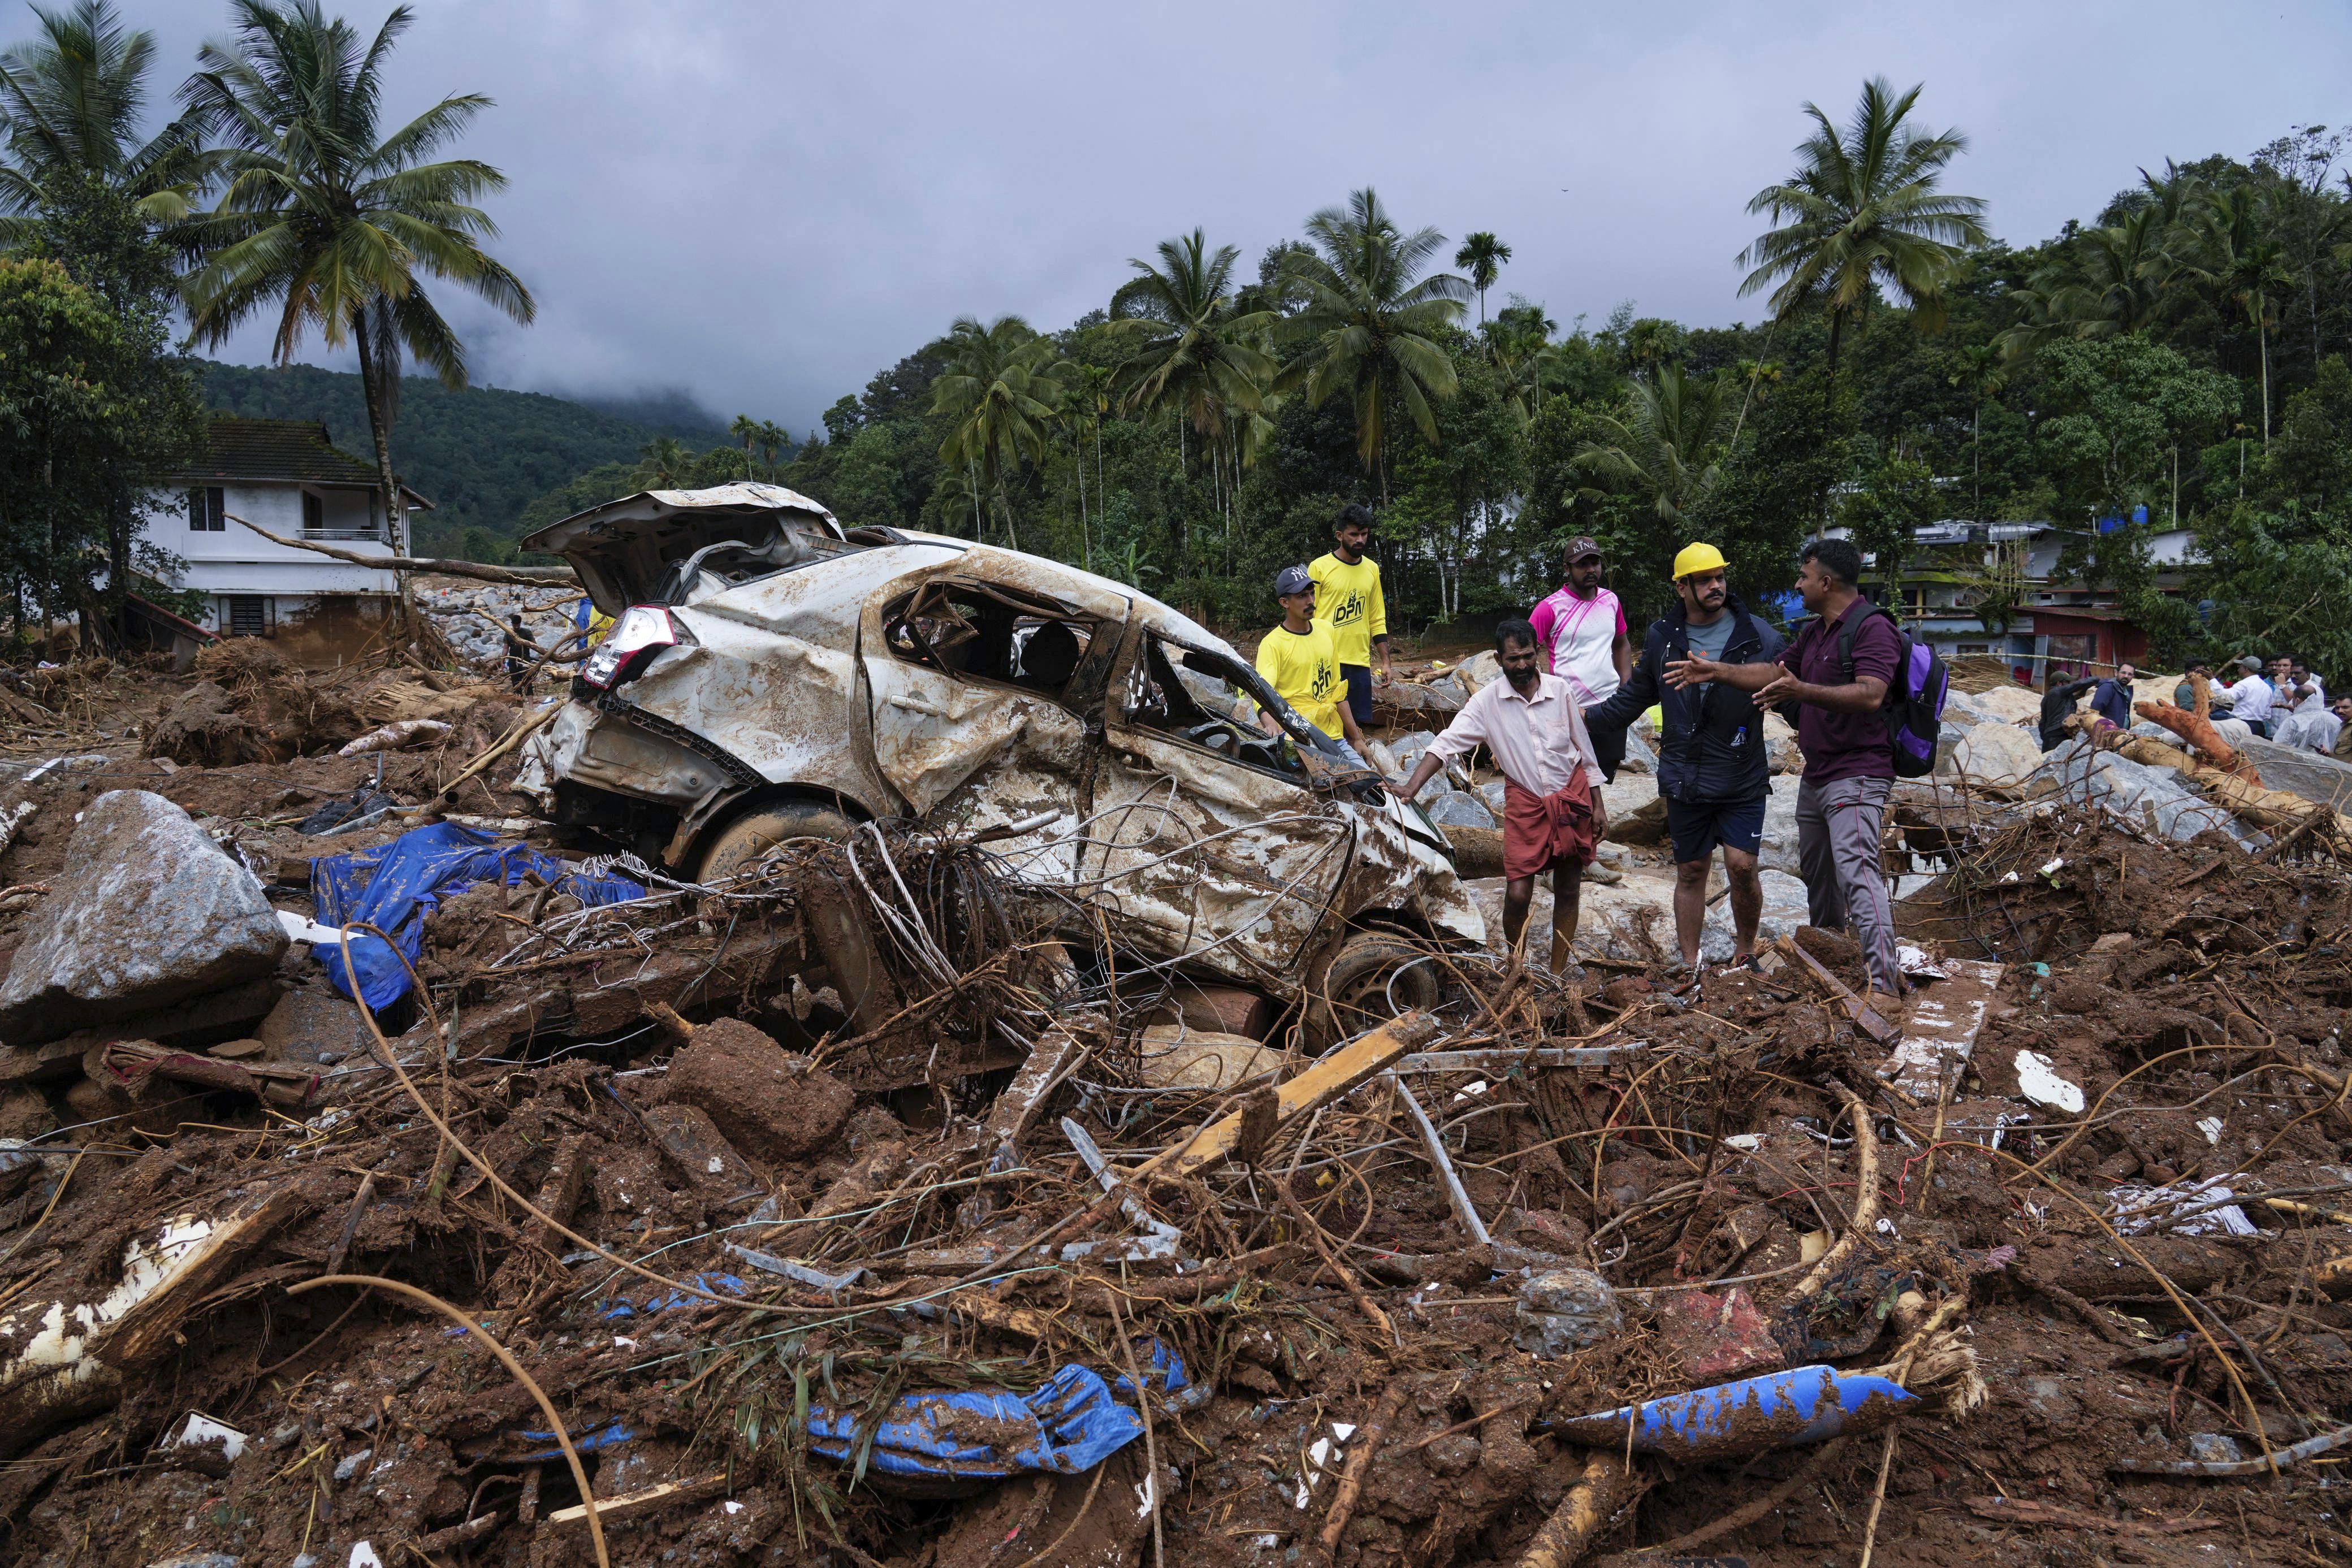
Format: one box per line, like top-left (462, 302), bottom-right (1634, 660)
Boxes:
top-left (73, 0), bottom-right (2352, 432)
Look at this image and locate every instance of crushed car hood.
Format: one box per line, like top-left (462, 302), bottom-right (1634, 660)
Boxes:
top-left (519, 483), bottom-right (853, 613)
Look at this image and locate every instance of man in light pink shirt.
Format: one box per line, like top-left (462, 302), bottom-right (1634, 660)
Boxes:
top-left (1528, 536), bottom-right (1632, 780)
top-left (1392, 620), bottom-right (1609, 972)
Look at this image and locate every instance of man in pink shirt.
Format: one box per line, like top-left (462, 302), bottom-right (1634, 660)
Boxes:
top-left (1528, 536), bottom-right (1632, 779)
top-left (1391, 620), bottom-right (1609, 973)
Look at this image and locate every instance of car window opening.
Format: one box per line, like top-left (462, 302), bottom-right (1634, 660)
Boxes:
top-left (885, 581), bottom-right (1099, 705)
top-left (1126, 634), bottom-right (1304, 778)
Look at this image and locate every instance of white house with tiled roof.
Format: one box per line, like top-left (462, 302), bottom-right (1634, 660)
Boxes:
top-left (136, 414), bottom-right (432, 660)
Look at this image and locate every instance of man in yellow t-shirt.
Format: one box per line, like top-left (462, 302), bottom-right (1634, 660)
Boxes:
top-left (1257, 565), bottom-right (1370, 766)
top-left (1308, 504), bottom-right (1391, 732)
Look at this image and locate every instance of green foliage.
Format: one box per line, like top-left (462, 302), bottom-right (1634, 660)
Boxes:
top-left (2033, 336), bottom-right (2238, 522)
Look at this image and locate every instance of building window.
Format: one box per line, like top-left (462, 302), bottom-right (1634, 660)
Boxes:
top-left (225, 596), bottom-right (269, 637)
top-left (188, 487), bottom-right (224, 531)
top-left (301, 491), bottom-right (325, 534)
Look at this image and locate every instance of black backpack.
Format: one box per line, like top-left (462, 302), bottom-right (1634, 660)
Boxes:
top-left (1835, 604), bottom-right (1950, 778)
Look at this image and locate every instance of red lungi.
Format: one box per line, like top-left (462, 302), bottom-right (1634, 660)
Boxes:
top-left (1502, 773), bottom-right (1597, 880)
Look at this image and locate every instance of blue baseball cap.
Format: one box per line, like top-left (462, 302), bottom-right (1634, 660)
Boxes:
top-left (1274, 565), bottom-right (1313, 597)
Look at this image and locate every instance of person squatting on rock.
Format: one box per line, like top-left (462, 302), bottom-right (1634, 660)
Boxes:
top-left (1391, 620), bottom-right (1609, 973)
top-left (2038, 673), bottom-right (2099, 751)
top-left (1666, 537), bottom-right (1906, 1019)
top-left (1307, 504), bottom-right (1393, 733)
top-left (1255, 565), bottom-right (1371, 768)
top-left (1530, 534), bottom-right (1633, 782)
top-left (1584, 542), bottom-right (1784, 973)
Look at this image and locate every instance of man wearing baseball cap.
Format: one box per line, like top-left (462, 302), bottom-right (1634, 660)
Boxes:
top-left (1584, 543), bottom-right (1784, 972)
top-left (1256, 564), bottom-right (1370, 764)
top-left (1529, 537), bottom-right (1632, 781)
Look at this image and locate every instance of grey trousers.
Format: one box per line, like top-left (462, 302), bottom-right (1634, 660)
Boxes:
top-left (1794, 774), bottom-right (1900, 996)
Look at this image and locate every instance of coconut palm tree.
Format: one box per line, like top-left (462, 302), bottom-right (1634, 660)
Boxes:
top-left (1738, 77), bottom-right (1990, 371)
top-left (1454, 231), bottom-right (1510, 324)
top-left (1571, 363), bottom-right (1736, 523)
top-left (1279, 188), bottom-right (1470, 497)
top-left (1113, 229), bottom-right (1277, 445)
top-left (929, 315), bottom-right (1068, 549)
top-left (2186, 186), bottom-right (2294, 448)
top-left (0, 0), bottom-right (214, 245)
top-left (177, 1), bottom-right (534, 558)
top-left (631, 435), bottom-right (690, 490)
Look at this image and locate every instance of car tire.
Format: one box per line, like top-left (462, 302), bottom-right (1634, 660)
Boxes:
top-left (1305, 931), bottom-right (1441, 1052)
top-left (695, 799), bottom-right (858, 882)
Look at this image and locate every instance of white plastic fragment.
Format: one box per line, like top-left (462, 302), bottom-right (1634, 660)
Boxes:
top-left (163, 1410), bottom-right (248, 1464)
top-left (2197, 1116), bottom-right (2225, 1145)
top-left (349, 1544), bottom-right (383, 1568)
top-left (2014, 1050), bottom-right (2085, 1114)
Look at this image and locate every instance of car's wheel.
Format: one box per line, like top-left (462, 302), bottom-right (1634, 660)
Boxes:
top-left (695, 799), bottom-right (858, 882)
top-left (1304, 931), bottom-right (1442, 1052)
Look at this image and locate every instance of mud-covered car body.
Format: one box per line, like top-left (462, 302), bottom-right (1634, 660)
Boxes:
top-left (513, 484), bottom-right (1482, 1000)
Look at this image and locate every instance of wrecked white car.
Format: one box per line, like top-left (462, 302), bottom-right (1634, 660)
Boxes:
top-left (513, 483), bottom-right (1482, 1039)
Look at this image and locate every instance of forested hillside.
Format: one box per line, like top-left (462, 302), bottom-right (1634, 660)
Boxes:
top-left (194, 362), bottom-right (734, 558)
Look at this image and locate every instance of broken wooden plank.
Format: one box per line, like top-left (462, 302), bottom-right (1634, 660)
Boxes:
top-left (1879, 954), bottom-right (2004, 1099)
top-left (1776, 937), bottom-right (1895, 1043)
top-left (1131, 1011), bottom-right (1438, 1182)
top-left (547, 1472), bottom-right (727, 1527)
top-left (983, 1019), bottom-right (1100, 1149)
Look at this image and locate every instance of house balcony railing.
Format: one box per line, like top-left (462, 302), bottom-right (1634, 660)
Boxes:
top-left (302, 528), bottom-right (384, 543)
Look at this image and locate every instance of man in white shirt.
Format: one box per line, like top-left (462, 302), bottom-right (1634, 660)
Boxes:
top-left (2224, 656), bottom-right (2275, 737)
top-left (1391, 620), bottom-right (1609, 973)
top-left (2276, 657), bottom-right (2334, 750)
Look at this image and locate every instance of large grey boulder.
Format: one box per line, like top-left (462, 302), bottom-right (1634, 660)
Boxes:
top-left (0, 791), bottom-right (288, 1045)
top-left (2236, 735), bottom-right (2352, 811)
top-left (2025, 738), bottom-right (2259, 847)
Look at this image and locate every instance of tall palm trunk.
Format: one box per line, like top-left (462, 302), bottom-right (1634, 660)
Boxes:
top-left (351, 315), bottom-right (417, 639)
top-left (2258, 301), bottom-right (2273, 449)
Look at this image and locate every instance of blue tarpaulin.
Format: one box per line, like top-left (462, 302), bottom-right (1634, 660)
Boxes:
top-left (807, 1363), bottom-right (1145, 1485)
top-left (309, 822), bottom-right (644, 1009)
top-left (1546, 1364), bottom-right (1917, 1460)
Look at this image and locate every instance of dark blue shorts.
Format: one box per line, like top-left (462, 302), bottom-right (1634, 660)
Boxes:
top-left (1340, 663), bottom-right (1374, 727)
top-left (1666, 796), bottom-right (1767, 865)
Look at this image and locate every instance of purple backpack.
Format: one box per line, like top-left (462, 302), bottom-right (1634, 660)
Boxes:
top-left (1837, 604), bottom-right (1949, 778)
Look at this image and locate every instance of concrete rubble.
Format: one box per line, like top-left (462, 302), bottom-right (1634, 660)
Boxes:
top-left (0, 633), bottom-right (2337, 1567)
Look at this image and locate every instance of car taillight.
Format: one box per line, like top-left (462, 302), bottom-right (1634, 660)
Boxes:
top-left (579, 605), bottom-right (685, 690)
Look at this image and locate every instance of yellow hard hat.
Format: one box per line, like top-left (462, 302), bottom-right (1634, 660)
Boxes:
top-left (1672, 542), bottom-right (1728, 580)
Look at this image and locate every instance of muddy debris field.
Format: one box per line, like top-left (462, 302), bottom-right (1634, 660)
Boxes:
top-left (0, 648), bottom-right (2347, 1567)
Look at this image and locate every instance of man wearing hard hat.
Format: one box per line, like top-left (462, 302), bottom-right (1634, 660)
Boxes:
top-left (1583, 543), bottom-right (1785, 973)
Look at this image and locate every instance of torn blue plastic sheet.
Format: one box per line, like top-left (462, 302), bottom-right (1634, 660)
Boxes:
top-left (1112, 1338), bottom-right (1190, 1398)
top-left (596, 1271), bottom-right (747, 1319)
top-left (518, 1419), bottom-right (634, 1462)
top-left (806, 1363), bottom-right (1143, 1487)
top-left (1545, 1364), bottom-right (1916, 1461)
top-left (310, 822), bottom-right (643, 1009)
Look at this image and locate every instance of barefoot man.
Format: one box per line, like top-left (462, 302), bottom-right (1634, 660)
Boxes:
top-left (1390, 619), bottom-right (1608, 971)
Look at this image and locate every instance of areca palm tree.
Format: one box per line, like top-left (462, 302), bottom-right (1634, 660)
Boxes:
top-left (0, 1), bottom-right (214, 246)
top-left (1739, 77), bottom-right (1990, 370)
top-left (929, 315), bottom-right (1068, 549)
top-left (1454, 231), bottom-right (1510, 324)
top-left (755, 420), bottom-right (785, 477)
top-left (177, 1), bottom-right (534, 558)
top-left (1279, 188), bottom-right (1470, 497)
top-left (1571, 363), bottom-right (1736, 523)
top-left (729, 413), bottom-right (758, 462)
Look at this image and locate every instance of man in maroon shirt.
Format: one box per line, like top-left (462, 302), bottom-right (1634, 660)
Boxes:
top-left (1663, 538), bottom-right (1905, 1018)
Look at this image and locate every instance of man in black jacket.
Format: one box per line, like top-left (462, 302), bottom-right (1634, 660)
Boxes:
top-left (2038, 674), bottom-right (2098, 750)
top-left (1584, 543), bottom-right (1787, 971)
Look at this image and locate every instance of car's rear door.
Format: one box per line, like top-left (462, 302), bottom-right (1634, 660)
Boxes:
top-left (1082, 623), bottom-right (1355, 991)
top-left (860, 569), bottom-right (1125, 876)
